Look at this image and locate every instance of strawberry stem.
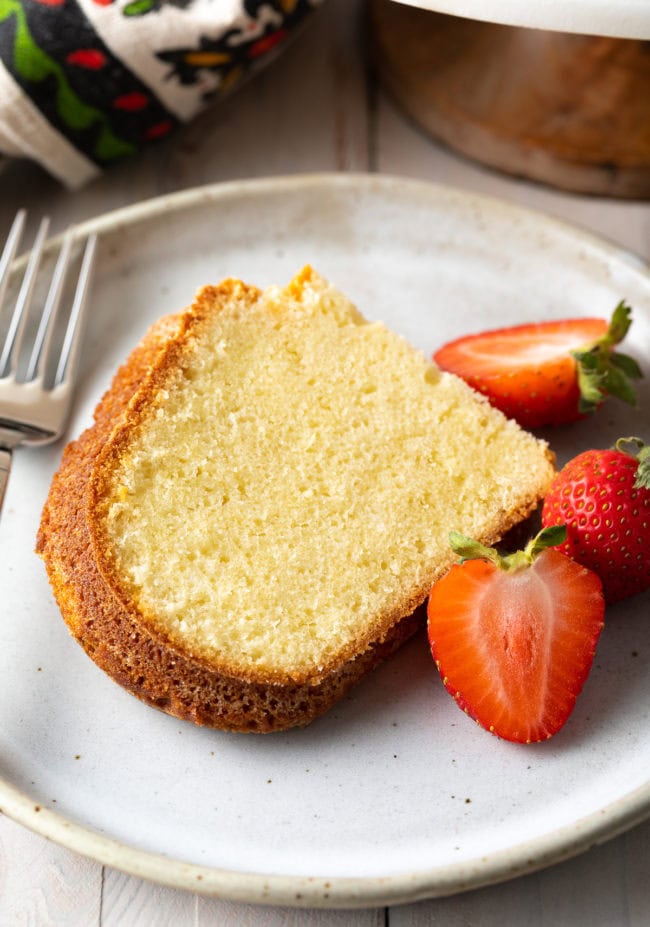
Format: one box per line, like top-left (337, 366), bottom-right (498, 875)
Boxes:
top-left (523, 524), bottom-right (568, 559)
top-left (614, 436), bottom-right (650, 490)
top-left (571, 302), bottom-right (642, 414)
top-left (449, 525), bottom-right (567, 572)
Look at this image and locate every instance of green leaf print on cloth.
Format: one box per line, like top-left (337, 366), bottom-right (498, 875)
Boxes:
top-left (0, 0), bottom-right (134, 162)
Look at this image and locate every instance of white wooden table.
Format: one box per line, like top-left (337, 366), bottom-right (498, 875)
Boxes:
top-left (1, 2), bottom-right (649, 923)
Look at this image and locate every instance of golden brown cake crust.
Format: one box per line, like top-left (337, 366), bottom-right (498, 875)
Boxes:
top-left (37, 274), bottom-right (554, 733)
top-left (36, 284), bottom-right (425, 732)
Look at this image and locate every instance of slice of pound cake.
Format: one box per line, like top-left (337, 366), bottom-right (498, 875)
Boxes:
top-left (37, 267), bottom-right (555, 732)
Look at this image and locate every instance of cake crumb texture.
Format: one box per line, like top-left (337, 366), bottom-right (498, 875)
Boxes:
top-left (38, 266), bottom-right (555, 731)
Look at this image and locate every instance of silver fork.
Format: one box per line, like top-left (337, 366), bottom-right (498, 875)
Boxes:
top-left (0, 211), bottom-right (97, 517)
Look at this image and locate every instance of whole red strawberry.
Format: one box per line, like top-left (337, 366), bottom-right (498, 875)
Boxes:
top-left (427, 526), bottom-right (604, 743)
top-left (542, 438), bottom-right (650, 603)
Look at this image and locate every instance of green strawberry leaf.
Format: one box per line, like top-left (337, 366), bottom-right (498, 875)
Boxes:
top-left (634, 445), bottom-right (650, 490)
top-left (605, 300), bottom-right (634, 344)
top-left (449, 532), bottom-right (498, 564)
top-left (525, 524), bottom-right (567, 557)
top-left (602, 363), bottom-right (638, 406)
top-left (571, 301), bottom-right (642, 414)
top-left (574, 352), bottom-right (607, 413)
top-left (611, 351), bottom-right (643, 379)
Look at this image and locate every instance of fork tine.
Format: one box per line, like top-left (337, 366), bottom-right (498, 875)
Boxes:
top-left (0, 216), bottom-right (50, 377)
top-left (54, 233), bottom-right (97, 387)
top-left (24, 228), bottom-right (75, 382)
top-left (0, 210), bottom-right (26, 324)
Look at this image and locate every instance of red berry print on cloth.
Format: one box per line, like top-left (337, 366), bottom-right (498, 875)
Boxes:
top-left (144, 120), bottom-right (172, 140)
top-left (156, 0), bottom-right (320, 99)
top-left (67, 48), bottom-right (107, 69)
top-left (248, 29), bottom-right (288, 59)
top-left (113, 91), bottom-right (149, 111)
top-left (0, 0), bottom-right (321, 179)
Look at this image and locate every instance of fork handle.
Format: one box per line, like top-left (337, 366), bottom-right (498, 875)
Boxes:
top-left (0, 447), bottom-right (11, 517)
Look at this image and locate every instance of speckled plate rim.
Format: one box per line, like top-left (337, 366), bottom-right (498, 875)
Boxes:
top-left (392, 0), bottom-right (650, 40)
top-left (1, 173), bottom-right (649, 909)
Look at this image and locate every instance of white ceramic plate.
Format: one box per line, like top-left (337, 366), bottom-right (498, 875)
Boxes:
top-left (393, 0), bottom-right (650, 39)
top-left (1, 175), bottom-right (649, 909)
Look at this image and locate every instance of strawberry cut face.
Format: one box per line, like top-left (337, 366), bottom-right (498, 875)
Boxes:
top-left (428, 549), bottom-right (605, 743)
top-left (442, 320), bottom-right (608, 371)
top-left (433, 319), bottom-right (610, 428)
top-left (433, 308), bottom-right (641, 429)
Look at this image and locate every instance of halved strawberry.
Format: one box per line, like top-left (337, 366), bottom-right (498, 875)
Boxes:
top-left (427, 527), bottom-right (604, 743)
top-left (433, 302), bottom-right (641, 428)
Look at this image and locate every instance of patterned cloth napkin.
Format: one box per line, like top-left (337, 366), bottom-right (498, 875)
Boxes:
top-left (0, 0), bottom-right (320, 187)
